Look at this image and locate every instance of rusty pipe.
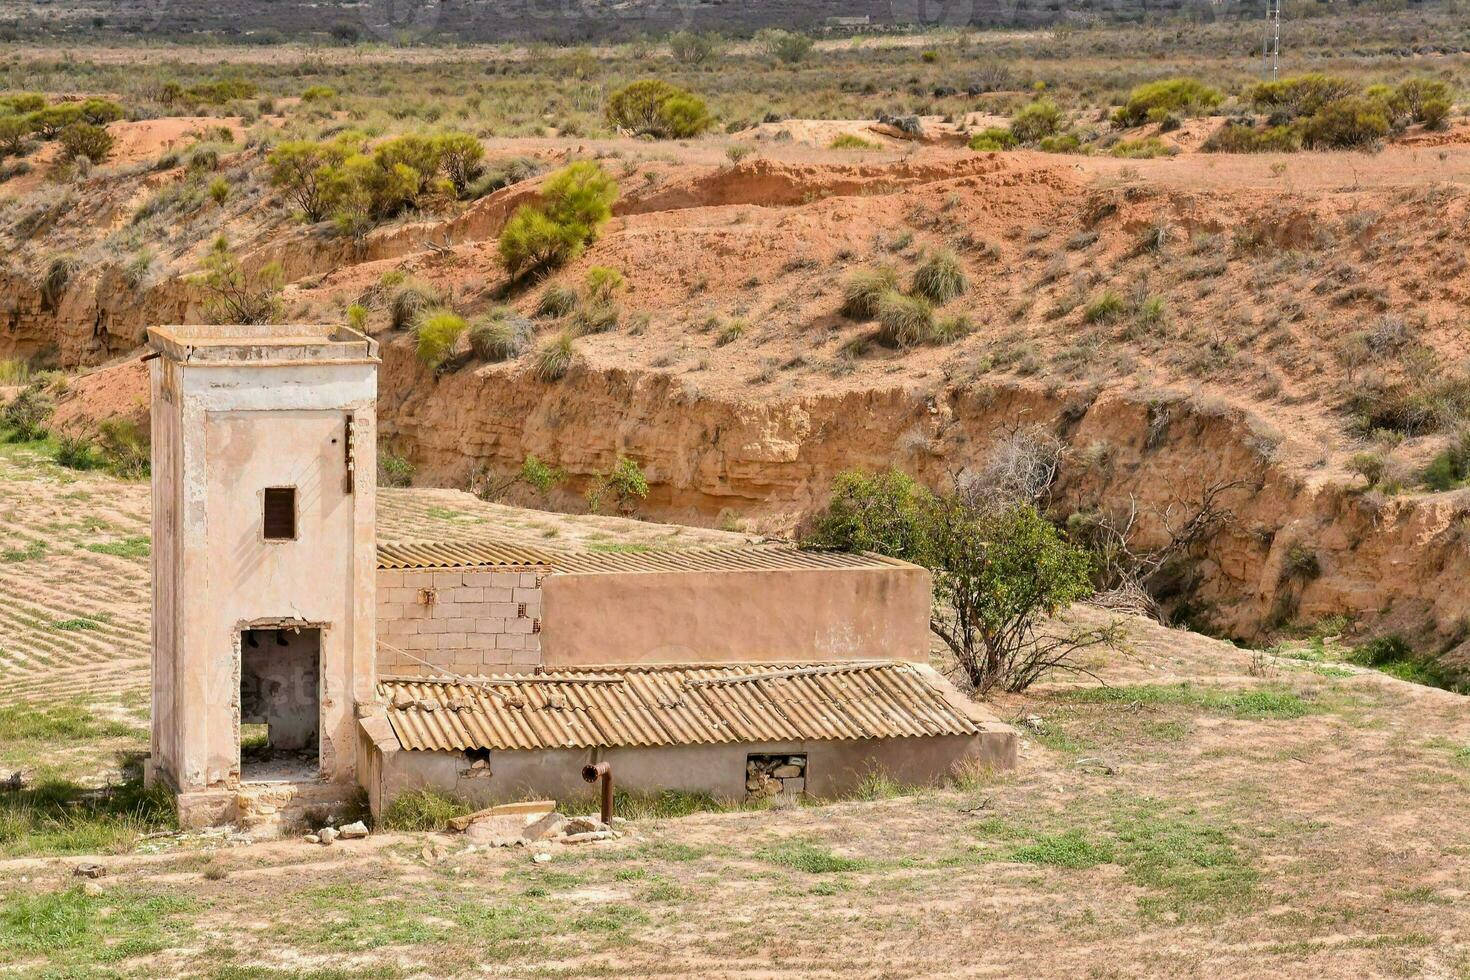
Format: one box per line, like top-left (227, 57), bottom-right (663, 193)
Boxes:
top-left (581, 761), bottom-right (613, 826)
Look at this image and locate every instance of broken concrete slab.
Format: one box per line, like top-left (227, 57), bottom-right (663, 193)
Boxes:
top-left (338, 821), bottom-right (369, 839)
top-left (447, 799), bottom-right (556, 832)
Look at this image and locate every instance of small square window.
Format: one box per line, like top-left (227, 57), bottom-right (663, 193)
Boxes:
top-left (262, 487), bottom-right (296, 540)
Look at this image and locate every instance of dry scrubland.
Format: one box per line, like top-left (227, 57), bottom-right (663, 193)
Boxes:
top-left (1, 447), bottom-right (1470, 977)
top-left (3, 18), bottom-right (1470, 975)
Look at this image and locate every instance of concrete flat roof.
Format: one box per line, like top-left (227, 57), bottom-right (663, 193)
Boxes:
top-left (147, 324), bottom-right (379, 364)
top-left (376, 539), bottom-right (910, 574)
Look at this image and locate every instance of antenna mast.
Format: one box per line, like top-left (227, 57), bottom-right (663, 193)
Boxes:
top-left (1263, 0), bottom-right (1282, 78)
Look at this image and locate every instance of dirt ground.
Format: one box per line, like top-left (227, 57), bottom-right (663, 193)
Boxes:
top-left (1, 441), bottom-right (1469, 978)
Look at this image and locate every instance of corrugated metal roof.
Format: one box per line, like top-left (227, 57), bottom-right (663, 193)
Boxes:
top-left (376, 662), bottom-right (987, 752)
top-left (376, 540), bottom-right (902, 574)
top-left (376, 540), bottom-right (558, 570)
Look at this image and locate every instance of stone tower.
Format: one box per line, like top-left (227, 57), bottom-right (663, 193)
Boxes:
top-left (145, 324), bottom-right (379, 829)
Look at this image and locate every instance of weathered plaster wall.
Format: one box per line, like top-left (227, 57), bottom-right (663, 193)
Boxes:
top-left (150, 348), bottom-right (378, 800)
top-left (376, 566), bottom-right (543, 676)
top-left (538, 565), bottom-right (933, 667)
top-left (371, 731), bottom-right (1016, 812)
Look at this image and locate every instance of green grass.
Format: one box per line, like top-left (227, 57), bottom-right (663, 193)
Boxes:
top-left (0, 886), bottom-right (194, 967)
top-left (0, 702), bottom-right (144, 743)
top-left (380, 788), bottom-right (473, 831)
top-left (82, 536), bottom-right (150, 559)
top-left (757, 838), bottom-right (868, 874)
top-left (52, 617), bottom-right (103, 632)
top-left (1345, 635), bottom-right (1466, 693)
top-left (1008, 830), bottom-right (1114, 869)
top-left (0, 777), bottom-right (174, 857)
top-left (1058, 683), bottom-right (1314, 720)
top-left (0, 540), bottom-right (45, 562)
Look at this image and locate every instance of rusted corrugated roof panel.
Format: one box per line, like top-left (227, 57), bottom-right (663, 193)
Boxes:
top-left (376, 540), bottom-right (558, 570)
top-left (377, 539), bottom-right (904, 573)
top-left (376, 662), bottom-right (986, 752)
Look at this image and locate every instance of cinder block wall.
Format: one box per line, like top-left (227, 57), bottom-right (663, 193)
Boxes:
top-left (376, 566), bottom-right (543, 676)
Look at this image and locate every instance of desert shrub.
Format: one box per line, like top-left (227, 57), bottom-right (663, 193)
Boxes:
top-left (414, 308), bottom-right (467, 369)
top-left (803, 470), bottom-right (1106, 694)
top-left (0, 116), bottom-right (30, 157)
top-left (55, 434), bottom-right (101, 471)
top-left (1083, 290), bottom-right (1126, 324)
top-left (346, 303), bottom-right (368, 331)
top-left (570, 299), bottom-right (620, 335)
top-left (1009, 98), bottom-right (1064, 143)
top-left (587, 456), bottom-right (650, 514)
top-left (267, 140), bottom-right (349, 222)
top-left (39, 254), bottom-right (80, 311)
top-left (1249, 73), bottom-right (1358, 119)
top-left (521, 454), bottom-right (567, 493)
top-left (967, 127), bottom-right (1016, 151)
top-left (1109, 137), bottom-right (1177, 158)
top-left (77, 99), bottom-right (125, 125)
top-left (1037, 133), bottom-right (1083, 154)
top-left (669, 30), bottom-right (717, 65)
top-left (715, 318), bottom-right (746, 346)
top-left (830, 134), bottom-right (876, 149)
top-left (468, 309), bottom-right (534, 362)
top-left (499, 161), bottom-right (618, 279)
top-left (433, 132), bottom-right (485, 195)
top-left (2, 385), bottom-right (52, 441)
top-left (1347, 451), bottom-right (1385, 487)
top-left (97, 419), bottom-right (149, 479)
top-left (536, 283), bottom-right (579, 318)
top-left (389, 279), bottom-right (441, 330)
top-left (910, 249), bottom-right (967, 304)
top-left (0, 92), bottom-right (44, 114)
top-left (840, 264), bottom-right (900, 319)
top-left (585, 266), bottom-right (624, 300)
top-left (605, 80), bottom-right (712, 139)
top-left (932, 314), bottom-right (972, 344)
top-left (1112, 78), bottom-right (1222, 127)
top-left (26, 104), bottom-right (83, 139)
top-left (757, 29), bottom-right (813, 64)
top-left (1422, 430), bottom-right (1470, 491)
top-left (1383, 77), bottom-right (1454, 129)
top-left (1201, 122), bottom-right (1301, 153)
top-left (875, 292), bottom-right (935, 348)
top-left (1350, 374), bottom-right (1470, 435)
top-left (186, 145), bottom-right (220, 172)
top-left (193, 236), bottom-right (282, 325)
top-left (1298, 98), bottom-right (1389, 149)
top-left (466, 156), bottom-right (540, 198)
top-left (379, 452), bottom-right (414, 487)
top-left (535, 332), bottom-right (577, 382)
top-left (300, 85), bottom-right (337, 102)
top-left (208, 177), bottom-right (230, 205)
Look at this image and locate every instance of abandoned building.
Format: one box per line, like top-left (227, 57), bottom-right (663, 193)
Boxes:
top-left (145, 323), bottom-right (1017, 832)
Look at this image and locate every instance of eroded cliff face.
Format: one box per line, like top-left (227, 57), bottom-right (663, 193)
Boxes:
top-left (0, 269), bottom-right (202, 367)
top-left (378, 340), bottom-right (1470, 658)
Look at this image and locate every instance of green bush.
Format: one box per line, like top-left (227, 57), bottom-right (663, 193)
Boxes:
top-left (0, 116), bottom-right (30, 157)
top-left (389, 279), bottom-right (441, 330)
top-left (54, 434), bottom-right (100, 471)
top-left (57, 122), bottom-right (113, 164)
top-left (875, 292), bottom-right (935, 348)
top-left (800, 469), bottom-right (929, 560)
top-left (521, 454), bottom-right (567, 493)
top-left (209, 176), bottom-right (230, 205)
top-left (585, 266), bottom-right (624, 299)
top-left (910, 249), bottom-right (967, 304)
top-left (1249, 73), bottom-right (1358, 118)
top-left (1112, 78), bottom-right (1222, 127)
top-left (433, 132), bottom-right (485, 195)
top-left (840, 264), bottom-right (899, 319)
top-left (1109, 137), bottom-right (1177, 159)
top-left (414, 308), bottom-right (467, 369)
top-left (500, 161), bottom-right (618, 279)
top-left (1009, 98), bottom-right (1064, 143)
top-left (1083, 290), bottom-right (1126, 324)
top-left (468, 309), bottom-right (534, 362)
top-left (830, 133), bottom-right (877, 149)
top-left (587, 456), bottom-right (650, 514)
top-left (669, 30), bottom-right (717, 65)
top-left (536, 283), bottom-right (579, 318)
top-left (967, 127), bottom-right (1016, 151)
top-left (0, 93), bottom-right (44, 114)
top-left (571, 300), bottom-right (620, 335)
top-left (757, 29), bottom-right (813, 64)
top-left (535, 332), bottom-right (577, 382)
top-left (1379, 77), bottom-right (1454, 129)
top-left (1, 386), bottom-right (52, 442)
top-left (1298, 98), bottom-right (1389, 149)
top-left (78, 99), bottom-right (125, 125)
top-left (26, 104), bottom-right (83, 139)
top-left (300, 85), bottom-right (337, 102)
top-left (266, 140), bottom-right (347, 222)
top-left (605, 80), bottom-right (712, 139)
top-left (382, 789), bottom-right (471, 831)
top-left (1201, 122), bottom-right (1301, 153)
top-left (1037, 133), bottom-right (1083, 154)
top-left (1422, 430), bottom-right (1470, 491)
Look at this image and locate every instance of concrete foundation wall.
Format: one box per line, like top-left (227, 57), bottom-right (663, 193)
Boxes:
top-left (372, 730), bottom-right (1016, 813)
top-left (539, 565), bottom-right (933, 666)
top-left (376, 567), bottom-right (543, 676)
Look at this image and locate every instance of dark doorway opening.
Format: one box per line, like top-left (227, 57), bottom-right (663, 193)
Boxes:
top-left (240, 627), bottom-right (320, 781)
